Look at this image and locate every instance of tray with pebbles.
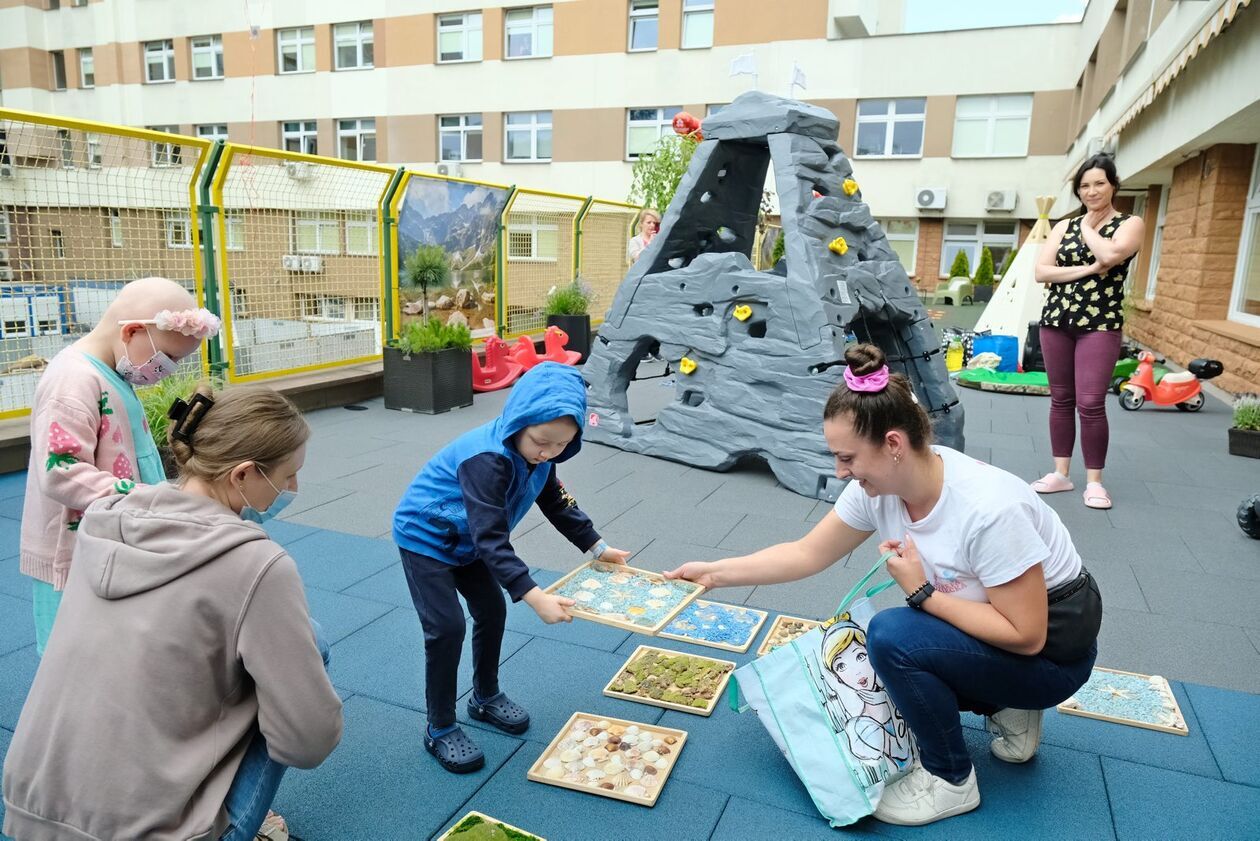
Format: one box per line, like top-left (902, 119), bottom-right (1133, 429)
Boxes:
top-left (436, 811), bottom-right (545, 840)
top-left (754, 614), bottom-right (822, 657)
top-left (543, 560), bottom-right (704, 634)
top-left (527, 712), bottom-right (688, 807)
top-left (603, 645), bottom-right (735, 717)
top-left (658, 599), bottom-right (769, 654)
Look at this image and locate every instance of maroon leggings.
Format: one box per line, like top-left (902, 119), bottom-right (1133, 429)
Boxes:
top-left (1040, 327), bottom-right (1123, 471)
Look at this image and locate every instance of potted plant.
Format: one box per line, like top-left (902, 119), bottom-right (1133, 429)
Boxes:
top-left (402, 244), bottom-right (452, 320)
top-left (947, 249), bottom-right (971, 283)
top-left (1228, 393), bottom-right (1260, 459)
top-left (973, 246), bottom-right (996, 303)
top-left (384, 317), bottom-right (473, 414)
top-left (544, 278), bottom-right (594, 363)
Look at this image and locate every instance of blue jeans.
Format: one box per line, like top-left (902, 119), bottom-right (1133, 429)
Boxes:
top-left (219, 620), bottom-right (331, 841)
top-left (866, 607), bottom-right (1096, 784)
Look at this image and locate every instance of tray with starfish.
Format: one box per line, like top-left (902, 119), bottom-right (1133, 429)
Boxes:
top-left (543, 560), bottom-right (704, 634)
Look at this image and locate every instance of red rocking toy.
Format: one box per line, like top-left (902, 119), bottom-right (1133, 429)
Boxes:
top-left (472, 336), bottom-right (524, 392)
top-left (510, 326), bottom-right (582, 371)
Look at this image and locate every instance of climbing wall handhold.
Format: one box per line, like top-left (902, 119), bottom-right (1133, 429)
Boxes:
top-left (842, 178), bottom-right (859, 196)
top-left (828, 236), bottom-right (849, 256)
top-left (733, 305), bottom-right (752, 322)
top-left (679, 357), bottom-right (697, 374)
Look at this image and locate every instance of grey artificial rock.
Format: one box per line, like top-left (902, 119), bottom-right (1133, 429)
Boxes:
top-left (582, 91), bottom-right (964, 500)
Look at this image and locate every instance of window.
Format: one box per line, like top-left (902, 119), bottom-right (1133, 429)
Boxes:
top-left (71, 0), bottom-right (86, 6)
top-left (108, 209), bottom-right (123, 247)
top-left (334, 21), bottom-right (374, 70)
top-left (293, 211), bottom-right (340, 254)
top-left (681, 0), bottom-right (714, 49)
top-left (282, 120), bottom-right (318, 155)
top-left (626, 107), bottom-right (682, 159)
top-left (854, 99), bottom-right (925, 158)
top-left (51, 229), bottom-right (66, 258)
top-left (504, 111), bottom-right (551, 161)
top-left (952, 94), bottom-right (1033, 158)
top-left (940, 221), bottom-right (1018, 276)
top-left (438, 12), bottom-right (482, 63)
top-left (78, 48), bottom-right (94, 88)
top-left (58, 129), bottom-right (74, 168)
top-left (439, 114), bottom-right (483, 162)
top-left (0, 210), bottom-right (10, 242)
top-left (191, 35), bottom-right (224, 80)
top-left (346, 212), bottom-right (378, 255)
top-left (148, 126), bottom-right (182, 167)
top-left (166, 212), bottom-right (192, 249)
top-left (299, 294), bottom-right (348, 320)
top-left (144, 40), bottom-right (176, 83)
top-left (507, 216), bottom-right (558, 260)
top-left (1146, 186), bottom-right (1169, 301)
top-left (505, 6), bottom-right (553, 59)
top-left (51, 51), bottom-right (67, 90)
top-left (628, 1), bottom-right (658, 52)
top-left (879, 219), bottom-right (918, 273)
top-left (277, 27), bottom-right (315, 74)
top-left (1229, 148), bottom-right (1260, 325)
top-left (225, 211), bottom-right (245, 251)
top-left (351, 297), bottom-right (380, 322)
top-left (337, 118), bottom-right (376, 161)
top-left (196, 124), bottom-right (229, 143)
top-left (86, 133), bottom-right (102, 167)
top-left (0, 129), bottom-right (11, 176)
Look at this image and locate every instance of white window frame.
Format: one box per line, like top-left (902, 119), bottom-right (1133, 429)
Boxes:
top-left (299, 294), bottom-right (349, 321)
top-left (282, 120), bottom-right (318, 155)
top-left (0, 209), bottom-right (10, 243)
top-left (1228, 146), bottom-right (1260, 327)
top-left (337, 118), bottom-right (376, 162)
top-left (439, 114), bottom-right (483, 162)
top-left (879, 218), bottom-right (919, 274)
top-left (1146, 185), bottom-right (1170, 302)
top-left (144, 39), bottom-right (176, 84)
top-left (191, 34), bottom-right (224, 80)
top-left (57, 129), bottom-right (74, 168)
top-left (940, 220), bottom-right (1018, 277)
top-left (50, 50), bottom-right (67, 90)
top-left (854, 98), bottom-right (925, 159)
top-left (346, 212), bottom-right (378, 256)
top-left (504, 111), bottom-right (551, 162)
top-left (952, 94), bottom-right (1033, 158)
top-left (148, 126), bottom-right (182, 167)
top-left (628, 1), bottom-right (659, 53)
top-left (507, 216), bottom-right (558, 261)
top-left (293, 211), bottom-right (341, 255)
top-left (626, 107), bottom-right (681, 160)
top-left (681, 0), bottom-right (714, 49)
top-left (505, 6), bottom-right (553, 60)
top-left (350, 297), bottom-right (380, 322)
top-left (51, 229), bottom-right (66, 259)
top-left (78, 48), bottom-right (94, 88)
top-left (333, 21), bottom-right (374, 71)
top-left (165, 212), bottom-right (193, 249)
top-left (86, 133), bottom-right (102, 168)
top-left (108, 208), bottom-right (123, 247)
top-left (437, 12), bottom-right (483, 63)
top-left (277, 27), bottom-right (316, 74)
top-left (225, 210), bottom-right (245, 251)
top-left (196, 124), bottom-right (229, 144)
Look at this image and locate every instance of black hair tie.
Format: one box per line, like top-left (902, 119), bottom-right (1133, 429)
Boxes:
top-left (168, 393), bottom-right (215, 445)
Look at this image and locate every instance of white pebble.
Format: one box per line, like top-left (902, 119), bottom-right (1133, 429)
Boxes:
top-left (643, 750), bottom-right (660, 762)
top-left (544, 757), bottom-right (562, 770)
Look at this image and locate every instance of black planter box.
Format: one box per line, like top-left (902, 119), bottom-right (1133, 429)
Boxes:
top-left (546, 314), bottom-right (592, 363)
top-left (973, 285), bottom-right (994, 303)
top-left (1228, 427), bottom-right (1260, 459)
top-left (383, 345), bottom-right (473, 414)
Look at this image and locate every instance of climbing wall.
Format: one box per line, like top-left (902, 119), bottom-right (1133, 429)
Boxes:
top-left (582, 92), bottom-right (964, 500)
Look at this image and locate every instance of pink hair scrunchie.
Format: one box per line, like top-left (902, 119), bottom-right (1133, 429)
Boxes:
top-left (843, 364), bottom-right (890, 393)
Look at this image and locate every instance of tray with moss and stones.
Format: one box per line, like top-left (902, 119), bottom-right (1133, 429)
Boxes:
top-left (436, 811), bottom-right (544, 841)
top-left (603, 645), bottom-right (736, 716)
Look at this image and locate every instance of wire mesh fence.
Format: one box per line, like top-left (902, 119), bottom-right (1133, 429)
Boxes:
top-left (0, 111), bottom-right (209, 417)
top-left (212, 146), bottom-right (394, 383)
top-left (501, 188), bottom-right (585, 339)
top-left (578, 199), bottom-right (640, 326)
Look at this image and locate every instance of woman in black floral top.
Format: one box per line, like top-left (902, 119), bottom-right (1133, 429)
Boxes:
top-left (1031, 155), bottom-right (1145, 510)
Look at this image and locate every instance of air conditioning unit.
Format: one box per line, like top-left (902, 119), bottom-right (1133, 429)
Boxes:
top-left (436, 163), bottom-right (464, 178)
top-left (281, 255), bottom-right (303, 271)
top-left (0, 267), bottom-right (14, 281)
top-left (299, 255), bottom-right (323, 272)
top-left (985, 189), bottom-right (1017, 212)
top-left (0, 163), bottom-right (13, 178)
top-left (284, 161), bottom-right (314, 180)
top-left (1087, 135), bottom-right (1118, 157)
top-left (914, 187), bottom-right (947, 211)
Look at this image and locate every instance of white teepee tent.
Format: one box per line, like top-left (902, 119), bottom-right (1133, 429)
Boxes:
top-left (973, 195), bottom-right (1056, 359)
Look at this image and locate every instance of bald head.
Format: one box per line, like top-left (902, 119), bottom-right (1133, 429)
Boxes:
top-left (89, 277), bottom-right (204, 370)
top-left (103, 277), bottom-right (197, 324)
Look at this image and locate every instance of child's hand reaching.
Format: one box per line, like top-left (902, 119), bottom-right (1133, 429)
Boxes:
top-left (596, 547), bottom-right (631, 565)
top-left (524, 588), bottom-right (575, 624)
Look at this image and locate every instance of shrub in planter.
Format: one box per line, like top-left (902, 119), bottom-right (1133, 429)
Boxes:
top-left (384, 318), bottom-right (473, 414)
top-left (1228, 393), bottom-right (1260, 459)
top-left (973, 246), bottom-right (996, 303)
top-left (544, 278), bottom-right (594, 363)
top-left (947, 249), bottom-right (971, 282)
top-left (137, 372), bottom-right (225, 478)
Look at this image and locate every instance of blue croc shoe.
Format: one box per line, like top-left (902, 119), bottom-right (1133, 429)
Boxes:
top-left (425, 725), bottom-right (485, 774)
top-left (467, 692), bottom-right (530, 735)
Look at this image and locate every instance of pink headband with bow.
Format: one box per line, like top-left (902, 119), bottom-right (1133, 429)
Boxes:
top-left (843, 364), bottom-right (890, 393)
top-left (120, 308), bottom-right (222, 341)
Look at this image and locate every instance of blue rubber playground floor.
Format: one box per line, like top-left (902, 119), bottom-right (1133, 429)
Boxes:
top-left (2, 357), bottom-right (1259, 839)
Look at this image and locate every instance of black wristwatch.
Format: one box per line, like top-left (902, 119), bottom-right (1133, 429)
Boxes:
top-left (907, 581), bottom-right (935, 610)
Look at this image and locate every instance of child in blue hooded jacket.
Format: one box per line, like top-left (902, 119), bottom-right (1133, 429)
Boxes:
top-left (394, 362), bottom-right (630, 773)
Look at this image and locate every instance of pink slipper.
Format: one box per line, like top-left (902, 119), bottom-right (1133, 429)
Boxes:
top-left (1031, 472), bottom-right (1074, 494)
top-left (1083, 483), bottom-right (1112, 510)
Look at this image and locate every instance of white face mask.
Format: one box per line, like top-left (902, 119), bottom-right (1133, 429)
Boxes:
top-left (237, 467), bottom-right (297, 524)
top-left (116, 329), bottom-right (177, 386)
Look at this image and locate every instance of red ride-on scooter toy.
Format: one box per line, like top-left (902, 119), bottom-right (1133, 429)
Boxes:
top-left (1118, 352), bottom-right (1222, 412)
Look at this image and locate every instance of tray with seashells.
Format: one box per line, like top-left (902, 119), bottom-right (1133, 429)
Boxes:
top-left (526, 712), bottom-right (689, 807)
top-left (754, 614), bottom-right (823, 657)
top-left (543, 560), bottom-right (704, 634)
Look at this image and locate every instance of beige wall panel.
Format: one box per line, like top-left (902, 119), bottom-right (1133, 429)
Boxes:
top-left (171, 36), bottom-right (191, 82)
top-left (553, 107), bottom-right (623, 162)
top-left (556, 0), bottom-right (627, 56)
top-left (373, 115), bottom-right (388, 163)
top-left (715, 0), bottom-right (828, 45)
top-left (388, 114), bottom-right (436, 162)
top-left (90, 42), bottom-right (119, 87)
top-left (380, 14), bottom-right (435, 68)
top-left (317, 119), bottom-right (336, 161)
top-left (315, 24), bottom-right (333, 73)
top-left (0, 0), bottom-right (43, 8)
top-left (484, 8), bottom-right (504, 62)
top-left (222, 30), bottom-right (275, 78)
top-left (482, 111), bottom-right (503, 161)
top-left (0, 48), bottom-right (39, 90)
top-left (809, 98), bottom-right (853, 147)
top-left (923, 95), bottom-right (954, 158)
top-left (1028, 89), bottom-right (1075, 157)
top-left (659, 0), bottom-right (682, 50)
top-left (117, 40), bottom-right (142, 86)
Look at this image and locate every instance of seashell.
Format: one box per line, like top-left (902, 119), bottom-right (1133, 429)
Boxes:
top-left (599, 602), bottom-right (614, 611)
top-left (651, 739), bottom-right (664, 749)
top-left (644, 764), bottom-right (658, 775)
top-left (607, 735), bottom-right (621, 745)
top-left (629, 768), bottom-right (643, 780)
top-left (659, 745), bottom-right (671, 755)
top-left (627, 748), bottom-right (642, 759)
top-left (589, 728), bottom-right (602, 736)
top-left (655, 759), bottom-right (669, 770)
top-left (600, 782), bottom-right (616, 790)
top-left (608, 725), bottom-right (625, 736)
top-left (643, 774), bottom-right (660, 789)
top-left (626, 784), bottom-right (647, 797)
top-left (565, 761), bottom-right (584, 773)
top-left (575, 591), bottom-right (594, 603)
top-left (603, 762), bottom-right (623, 774)
top-left (545, 766), bottom-right (565, 780)
top-left (643, 750), bottom-right (660, 762)
top-left (586, 769), bottom-right (606, 781)
top-left (563, 772), bottom-right (584, 783)
top-left (590, 748), bottom-right (609, 762)
top-left (583, 736), bottom-right (599, 748)
top-left (618, 742), bottom-right (632, 751)
top-left (581, 580), bottom-right (602, 589)
top-left (646, 599), bottom-right (665, 609)
top-left (544, 757), bottom-right (562, 770)
top-left (650, 587), bottom-right (670, 597)
top-left (638, 733), bottom-right (655, 746)
top-left (625, 725), bottom-right (639, 735)
top-left (559, 749), bottom-right (581, 763)
top-left (664, 735), bottom-right (678, 745)
top-left (575, 720), bottom-right (593, 732)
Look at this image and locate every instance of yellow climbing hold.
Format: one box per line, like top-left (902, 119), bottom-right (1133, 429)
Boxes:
top-left (733, 305), bottom-right (753, 322)
top-left (843, 178), bottom-right (859, 196)
top-left (679, 356), bottom-right (697, 375)
top-left (828, 236), bottom-right (849, 256)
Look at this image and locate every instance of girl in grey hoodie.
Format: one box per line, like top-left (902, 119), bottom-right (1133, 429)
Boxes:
top-left (2, 385), bottom-right (342, 841)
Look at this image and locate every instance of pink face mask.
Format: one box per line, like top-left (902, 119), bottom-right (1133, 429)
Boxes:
top-left (116, 329), bottom-right (177, 386)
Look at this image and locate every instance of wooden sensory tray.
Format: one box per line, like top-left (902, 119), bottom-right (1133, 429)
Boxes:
top-left (436, 810), bottom-right (546, 841)
top-left (657, 599), bottom-right (769, 654)
top-left (603, 645), bottom-right (736, 717)
top-left (543, 560), bottom-right (704, 635)
top-left (754, 614), bottom-right (823, 657)
top-left (1057, 666), bottom-right (1189, 735)
top-left (527, 712), bottom-right (689, 807)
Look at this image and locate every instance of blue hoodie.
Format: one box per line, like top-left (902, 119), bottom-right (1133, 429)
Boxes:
top-left (393, 362), bottom-right (599, 600)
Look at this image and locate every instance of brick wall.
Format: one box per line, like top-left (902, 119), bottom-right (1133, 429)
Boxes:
top-left (915, 218), bottom-right (943, 289)
top-left (1126, 143), bottom-right (1260, 395)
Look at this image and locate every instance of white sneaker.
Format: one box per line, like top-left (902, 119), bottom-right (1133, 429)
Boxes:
top-left (872, 763), bottom-right (980, 826)
top-left (987, 708), bottom-right (1044, 763)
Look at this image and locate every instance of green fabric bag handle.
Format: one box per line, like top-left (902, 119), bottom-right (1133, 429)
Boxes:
top-left (834, 550), bottom-right (897, 617)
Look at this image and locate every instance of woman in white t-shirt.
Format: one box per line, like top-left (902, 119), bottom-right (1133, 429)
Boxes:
top-left (626, 208), bottom-right (661, 264)
top-left (666, 343), bottom-right (1099, 828)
